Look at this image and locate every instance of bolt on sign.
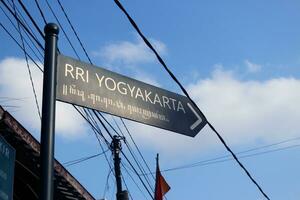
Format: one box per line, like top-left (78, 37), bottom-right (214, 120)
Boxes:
top-left (56, 54), bottom-right (207, 137)
top-left (0, 136), bottom-right (16, 200)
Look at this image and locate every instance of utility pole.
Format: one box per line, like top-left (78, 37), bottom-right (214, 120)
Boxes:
top-left (111, 135), bottom-right (129, 200)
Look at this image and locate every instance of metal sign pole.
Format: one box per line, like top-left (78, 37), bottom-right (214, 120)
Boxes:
top-left (40, 23), bottom-right (59, 200)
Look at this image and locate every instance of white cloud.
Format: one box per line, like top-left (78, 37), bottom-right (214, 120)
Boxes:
top-left (2, 57), bottom-right (299, 162)
top-left (0, 57), bottom-right (88, 139)
top-left (119, 66), bottom-right (300, 160)
top-left (189, 67), bottom-right (300, 144)
top-left (245, 60), bottom-right (262, 73)
top-left (94, 37), bottom-right (167, 64)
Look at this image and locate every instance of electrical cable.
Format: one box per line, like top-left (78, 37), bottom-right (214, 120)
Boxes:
top-left (55, 0), bottom-right (92, 64)
top-left (0, 5), bottom-right (43, 62)
top-left (103, 162), bottom-right (113, 199)
top-left (92, 108), bottom-right (154, 199)
top-left (121, 151), bottom-right (154, 199)
top-left (121, 175), bottom-right (134, 200)
top-left (55, 1), bottom-right (157, 194)
top-left (113, 117), bottom-right (154, 182)
top-left (161, 143), bottom-right (300, 173)
top-left (208, 122), bottom-right (270, 199)
top-left (113, 1), bottom-right (270, 199)
top-left (96, 112), bottom-right (155, 196)
top-left (0, 0), bottom-right (44, 50)
top-left (1, 3), bottom-right (156, 198)
top-left (12, 0), bottom-right (41, 120)
top-left (120, 118), bottom-right (155, 181)
top-left (16, 0), bottom-right (44, 38)
top-left (98, 113), bottom-right (154, 192)
top-left (44, 0), bottom-right (81, 60)
top-left (0, 23), bottom-right (43, 71)
top-left (5, 0), bottom-right (44, 56)
top-left (122, 163), bottom-right (150, 200)
top-left (83, 108), bottom-right (115, 175)
top-left (63, 149), bottom-right (109, 167)
top-left (34, 0), bottom-right (47, 25)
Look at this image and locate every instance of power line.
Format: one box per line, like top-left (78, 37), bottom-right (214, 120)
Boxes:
top-left (44, 0), bottom-right (81, 60)
top-left (122, 163), bottom-right (151, 200)
top-left (93, 111), bottom-right (154, 198)
top-left (98, 114), bottom-right (154, 192)
top-left (34, 0), bottom-right (47, 25)
top-left (54, 1), bottom-right (157, 196)
top-left (16, 0), bottom-right (44, 39)
top-left (63, 149), bottom-right (109, 167)
top-left (162, 142), bottom-right (300, 173)
top-left (103, 162), bottom-right (113, 199)
top-left (121, 150), bottom-right (154, 199)
top-left (113, 1), bottom-right (271, 199)
top-left (5, 0), bottom-right (44, 57)
top-left (0, 0), bottom-right (44, 50)
top-left (0, 5), bottom-right (43, 63)
top-left (1, 3), bottom-right (155, 198)
top-left (0, 22), bottom-right (43, 71)
top-left (55, 0), bottom-right (92, 64)
top-left (12, 0), bottom-right (41, 120)
top-left (120, 118), bottom-right (155, 181)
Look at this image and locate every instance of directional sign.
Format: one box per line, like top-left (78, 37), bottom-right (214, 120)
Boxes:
top-left (0, 136), bottom-right (16, 200)
top-left (56, 54), bottom-right (207, 137)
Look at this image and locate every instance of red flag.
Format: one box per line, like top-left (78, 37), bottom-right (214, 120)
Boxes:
top-left (154, 154), bottom-right (170, 200)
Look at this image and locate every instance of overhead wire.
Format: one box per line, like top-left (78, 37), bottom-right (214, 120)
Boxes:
top-left (55, 1), bottom-right (155, 186)
top-left (0, 5), bottom-right (43, 63)
top-left (11, 0), bottom-right (41, 120)
top-left (44, 0), bottom-right (81, 60)
top-left (162, 143), bottom-right (300, 173)
top-left (34, 0), bottom-right (47, 25)
top-left (2, 1), bottom-right (155, 198)
top-left (95, 111), bottom-right (155, 197)
top-left (121, 163), bottom-right (151, 200)
top-left (5, 0), bottom-right (44, 57)
top-left (46, 4), bottom-right (154, 194)
top-left (58, 134), bottom-right (300, 174)
top-left (97, 113), bottom-right (154, 192)
top-left (38, 4), bottom-right (152, 192)
top-left (103, 161), bottom-right (113, 199)
top-left (113, 1), bottom-right (271, 199)
top-left (0, 6), bottom-right (42, 63)
top-left (112, 117), bottom-right (155, 182)
top-left (0, 22), bottom-right (43, 71)
top-left (0, 0), bottom-right (44, 50)
top-left (121, 175), bottom-right (134, 200)
top-left (16, 0), bottom-right (44, 38)
top-left (63, 149), bottom-right (109, 167)
top-left (120, 118), bottom-right (156, 181)
top-left (55, 0), bottom-right (92, 64)
top-left (121, 151), bottom-right (154, 199)
top-left (6, 3), bottom-right (44, 58)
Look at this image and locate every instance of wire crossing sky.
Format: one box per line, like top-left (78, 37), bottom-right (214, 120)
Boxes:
top-left (1, 1), bottom-right (300, 200)
top-left (113, 0), bottom-right (270, 199)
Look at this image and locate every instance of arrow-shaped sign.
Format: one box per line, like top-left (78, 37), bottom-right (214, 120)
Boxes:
top-left (56, 54), bottom-right (207, 137)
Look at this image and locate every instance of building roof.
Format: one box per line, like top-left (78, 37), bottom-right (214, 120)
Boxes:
top-left (0, 106), bottom-right (96, 200)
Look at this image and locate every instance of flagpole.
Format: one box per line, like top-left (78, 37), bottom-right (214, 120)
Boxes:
top-left (154, 153), bottom-right (170, 200)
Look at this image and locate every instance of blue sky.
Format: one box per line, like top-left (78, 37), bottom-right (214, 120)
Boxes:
top-left (1, 0), bottom-right (300, 200)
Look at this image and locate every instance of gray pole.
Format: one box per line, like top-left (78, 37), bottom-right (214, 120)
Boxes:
top-left (112, 135), bottom-right (122, 199)
top-left (111, 136), bottom-right (129, 200)
top-left (40, 23), bottom-right (59, 200)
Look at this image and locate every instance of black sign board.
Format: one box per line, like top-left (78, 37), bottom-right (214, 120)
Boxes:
top-left (0, 136), bottom-right (16, 200)
top-left (56, 55), bottom-right (207, 137)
